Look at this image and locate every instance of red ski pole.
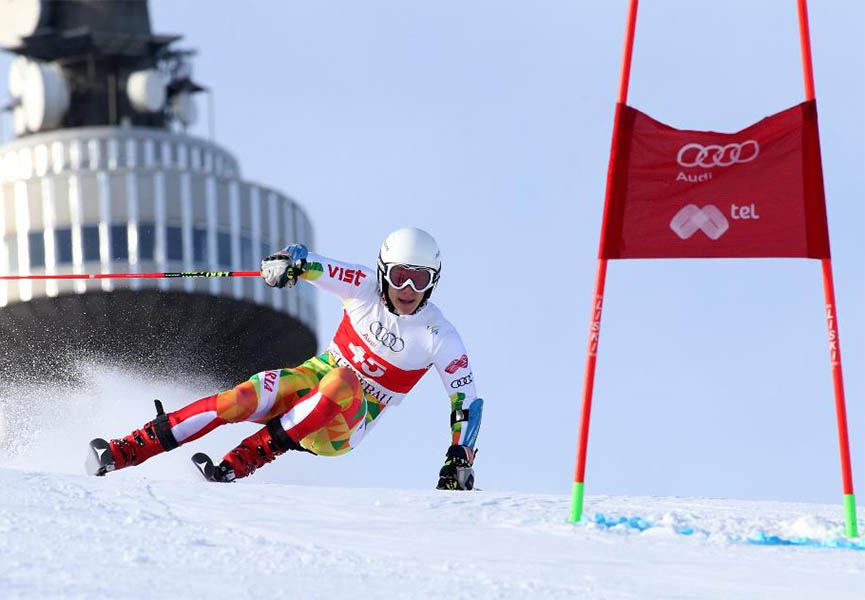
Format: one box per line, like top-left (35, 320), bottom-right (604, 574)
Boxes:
top-left (0, 270), bottom-right (261, 280)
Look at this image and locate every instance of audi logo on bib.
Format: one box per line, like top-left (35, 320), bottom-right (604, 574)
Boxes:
top-left (333, 312), bottom-right (427, 394)
top-left (677, 140), bottom-right (759, 168)
top-left (369, 321), bottom-right (404, 352)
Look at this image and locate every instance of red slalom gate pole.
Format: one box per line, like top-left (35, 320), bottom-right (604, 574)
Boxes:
top-left (797, 0), bottom-right (858, 538)
top-left (569, 0), bottom-right (639, 523)
top-left (820, 259), bottom-right (858, 536)
top-left (0, 270), bottom-right (261, 281)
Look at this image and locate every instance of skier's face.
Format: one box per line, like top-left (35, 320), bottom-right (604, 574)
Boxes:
top-left (387, 284), bottom-right (424, 315)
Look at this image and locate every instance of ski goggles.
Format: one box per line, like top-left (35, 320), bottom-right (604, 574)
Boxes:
top-left (381, 263), bottom-right (438, 293)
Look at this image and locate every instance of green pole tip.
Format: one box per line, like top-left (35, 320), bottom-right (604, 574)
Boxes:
top-left (843, 494), bottom-right (859, 538)
top-left (569, 482), bottom-right (585, 523)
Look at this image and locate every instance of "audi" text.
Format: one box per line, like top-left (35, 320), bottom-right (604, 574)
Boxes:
top-left (675, 171), bottom-right (713, 183)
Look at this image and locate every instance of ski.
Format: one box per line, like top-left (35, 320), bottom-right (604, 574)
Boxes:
top-left (191, 452), bottom-right (215, 481)
top-left (191, 452), bottom-right (218, 481)
top-left (191, 452), bottom-right (236, 482)
top-left (86, 438), bottom-right (115, 476)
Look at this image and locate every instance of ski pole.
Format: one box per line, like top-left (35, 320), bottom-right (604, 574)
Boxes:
top-left (0, 270), bottom-right (261, 280)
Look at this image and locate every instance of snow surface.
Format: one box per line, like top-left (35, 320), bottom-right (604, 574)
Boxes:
top-left (0, 471), bottom-right (863, 599)
top-left (1, 362), bottom-right (863, 599)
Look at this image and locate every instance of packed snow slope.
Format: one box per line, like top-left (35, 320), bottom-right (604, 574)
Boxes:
top-left (0, 362), bottom-right (863, 599)
top-left (0, 469), bottom-right (863, 599)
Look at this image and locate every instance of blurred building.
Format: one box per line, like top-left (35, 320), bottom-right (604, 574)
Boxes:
top-left (0, 0), bottom-right (316, 383)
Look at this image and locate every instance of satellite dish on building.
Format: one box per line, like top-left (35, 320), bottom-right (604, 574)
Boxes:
top-left (0, 0), bottom-right (48, 48)
top-left (127, 69), bottom-right (167, 113)
top-left (22, 61), bottom-right (69, 131)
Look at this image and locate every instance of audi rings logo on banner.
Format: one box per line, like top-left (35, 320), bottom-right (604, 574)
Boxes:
top-left (677, 140), bottom-right (759, 168)
top-left (369, 321), bottom-right (405, 352)
top-left (450, 373), bottom-right (473, 388)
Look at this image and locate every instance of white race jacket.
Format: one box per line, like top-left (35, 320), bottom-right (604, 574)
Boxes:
top-left (301, 252), bottom-right (480, 443)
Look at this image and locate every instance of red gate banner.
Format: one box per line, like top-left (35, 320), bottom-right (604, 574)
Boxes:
top-left (600, 100), bottom-right (830, 259)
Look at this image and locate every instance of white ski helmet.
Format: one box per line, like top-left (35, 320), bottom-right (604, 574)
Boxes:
top-left (377, 228), bottom-right (441, 311)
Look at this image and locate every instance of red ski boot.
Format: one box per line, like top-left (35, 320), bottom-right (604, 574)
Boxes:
top-left (211, 418), bottom-right (311, 482)
top-left (87, 400), bottom-right (179, 476)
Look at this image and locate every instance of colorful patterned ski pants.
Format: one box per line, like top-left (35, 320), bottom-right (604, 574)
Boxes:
top-left (167, 352), bottom-right (370, 456)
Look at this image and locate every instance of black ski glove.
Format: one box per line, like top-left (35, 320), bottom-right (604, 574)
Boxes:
top-left (436, 444), bottom-right (475, 490)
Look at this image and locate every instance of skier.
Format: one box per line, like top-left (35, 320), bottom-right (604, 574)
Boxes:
top-left (87, 228), bottom-right (482, 490)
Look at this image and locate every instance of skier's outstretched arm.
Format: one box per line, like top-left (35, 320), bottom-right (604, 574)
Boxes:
top-left (432, 331), bottom-right (483, 491)
top-left (261, 244), bottom-right (376, 299)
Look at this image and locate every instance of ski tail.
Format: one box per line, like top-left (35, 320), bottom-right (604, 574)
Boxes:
top-left (191, 452), bottom-right (216, 480)
top-left (191, 452), bottom-right (237, 483)
top-left (85, 438), bottom-right (114, 476)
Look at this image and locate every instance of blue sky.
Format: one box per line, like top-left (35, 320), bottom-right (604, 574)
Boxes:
top-left (2, 1), bottom-right (862, 504)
